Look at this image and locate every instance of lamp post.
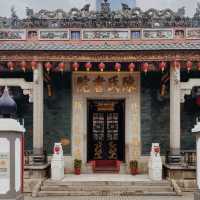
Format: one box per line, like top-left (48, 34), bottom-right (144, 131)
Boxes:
top-left (0, 87), bottom-right (25, 200)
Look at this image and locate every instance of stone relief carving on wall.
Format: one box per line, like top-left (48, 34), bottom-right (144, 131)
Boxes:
top-left (186, 28), bottom-right (200, 39)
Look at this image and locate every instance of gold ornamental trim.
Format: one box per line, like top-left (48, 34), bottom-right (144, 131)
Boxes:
top-left (0, 51), bottom-right (200, 62)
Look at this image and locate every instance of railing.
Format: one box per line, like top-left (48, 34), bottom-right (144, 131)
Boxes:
top-left (181, 150), bottom-right (196, 167)
top-left (165, 150), bottom-right (196, 167)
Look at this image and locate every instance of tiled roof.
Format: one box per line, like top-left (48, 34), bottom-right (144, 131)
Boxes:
top-left (0, 41), bottom-right (200, 51)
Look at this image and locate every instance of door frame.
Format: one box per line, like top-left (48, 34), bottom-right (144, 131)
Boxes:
top-left (87, 99), bottom-right (125, 162)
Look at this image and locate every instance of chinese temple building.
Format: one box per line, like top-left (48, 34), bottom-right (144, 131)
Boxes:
top-left (0, 1), bottom-right (200, 189)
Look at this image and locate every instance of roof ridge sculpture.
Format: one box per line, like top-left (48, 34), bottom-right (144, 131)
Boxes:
top-left (0, 3), bottom-right (200, 29)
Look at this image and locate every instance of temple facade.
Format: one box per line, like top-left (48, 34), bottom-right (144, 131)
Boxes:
top-left (0, 0), bottom-right (200, 178)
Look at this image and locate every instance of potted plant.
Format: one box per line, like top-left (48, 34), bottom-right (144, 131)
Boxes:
top-left (129, 160), bottom-right (139, 175)
top-left (74, 159), bottom-right (82, 175)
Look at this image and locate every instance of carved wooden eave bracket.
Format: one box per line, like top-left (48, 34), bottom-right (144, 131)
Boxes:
top-left (0, 50), bottom-right (200, 62)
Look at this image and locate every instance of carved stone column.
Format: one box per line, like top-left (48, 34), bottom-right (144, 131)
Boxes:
top-left (169, 62), bottom-right (181, 163)
top-left (33, 63), bottom-right (44, 155)
top-left (192, 122), bottom-right (200, 200)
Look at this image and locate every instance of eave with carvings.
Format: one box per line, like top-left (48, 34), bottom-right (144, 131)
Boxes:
top-left (0, 50), bottom-right (199, 62)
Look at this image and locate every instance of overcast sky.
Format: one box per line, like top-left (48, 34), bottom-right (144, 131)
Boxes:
top-left (0, 0), bottom-right (198, 18)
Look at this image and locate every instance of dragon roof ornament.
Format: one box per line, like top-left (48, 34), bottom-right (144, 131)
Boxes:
top-left (0, 2), bottom-right (200, 29)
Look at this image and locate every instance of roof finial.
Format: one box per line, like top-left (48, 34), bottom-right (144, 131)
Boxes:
top-left (0, 86), bottom-right (17, 118)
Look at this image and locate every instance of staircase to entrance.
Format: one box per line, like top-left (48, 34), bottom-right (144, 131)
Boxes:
top-left (38, 174), bottom-right (178, 196)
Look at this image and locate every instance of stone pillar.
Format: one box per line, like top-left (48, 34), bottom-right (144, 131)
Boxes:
top-left (192, 123), bottom-right (200, 199)
top-left (196, 137), bottom-right (200, 199)
top-left (33, 63), bottom-right (44, 155)
top-left (169, 63), bottom-right (181, 162)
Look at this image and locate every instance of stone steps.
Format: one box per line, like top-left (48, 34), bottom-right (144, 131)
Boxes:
top-left (39, 190), bottom-right (177, 197)
top-left (44, 180), bottom-right (170, 186)
top-left (38, 179), bottom-right (177, 196)
top-left (41, 185), bottom-right (173, 192)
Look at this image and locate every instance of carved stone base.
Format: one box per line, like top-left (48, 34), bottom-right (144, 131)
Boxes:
top-left (194, 190), bottom-right (200, 200)
top-left (24, 163), bottom-right (50, 179)
top-left (163, 163), bottom-right (196, 180)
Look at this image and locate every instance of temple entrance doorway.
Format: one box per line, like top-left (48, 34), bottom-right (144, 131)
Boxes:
top-left (87, 99), bottom-right (125, 164)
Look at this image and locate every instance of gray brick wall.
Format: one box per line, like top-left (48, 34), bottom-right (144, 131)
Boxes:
top-left (141, 72), bottom-right (170, 155)
top-left (44, 72), bottom-right (72, 155)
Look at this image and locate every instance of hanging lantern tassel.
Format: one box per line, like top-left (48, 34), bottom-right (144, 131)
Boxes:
top-left (142, 62), bottom-right (149, 75)
top-left (7, 61), bottom-right (15, 71)
top-left (99, 62), bottom-right (105, 72)
top-left (47, 84), bottom-right (52, 97)
top-left (115, 63), bottom-right (121, 72)
top-left (128, 63), bottom-right (135, 72)
top-left (58, 62), bottom-right (65, 74)
top-left (45, 62), bottom-right (52, 74)
top-left (31, 61), bottom-right (37, 71)
top-left (173, 61), bottom-right (180, 70)
top-left (20, 61), bottom-right (27, 72)
top-left (72, 62), bottom-right (79, 71)
top-left (85, 62), bottom-right (92, 72)
top-left (186, 61), bottom-right (192, 73)
top-left (159, 61), bottom-right (166, 73)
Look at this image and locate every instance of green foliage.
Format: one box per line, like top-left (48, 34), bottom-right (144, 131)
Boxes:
top-left (129, 160), bottom-right (138, 169)
top-left (74, 159), bottom-right (82, 169)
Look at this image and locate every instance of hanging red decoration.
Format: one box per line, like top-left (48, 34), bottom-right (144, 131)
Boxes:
top-left (186, 61), bottom-right (193, 73)
top-left (20, 61), bottom-right (27, 72)
top-left (31, 61), bottom-right (37, 71)
top-left (72, 62), bottom-right (79, 71)
top-left (7, 61), bottom-right (15, 71)
top-left (85, 62), bottom-right (92, 71)
top-left (115, 63), bottom-right (121, 72)
top-left (159, 61), bottom-right (166, 73)
top-left (197, 62), bottom-right (200, 71)
top-left (58, 62), bottom-right (65, 72)
top-left (142, 62), bottom-right (149, 74)
top-left (128, 63), bottom-right (135, 72)
top-left (45, 62), bottom-right (52, 73)
top-left (98, 62), bottom-right (105, 72)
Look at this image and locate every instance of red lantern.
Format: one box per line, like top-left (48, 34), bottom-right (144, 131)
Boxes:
top-left (159, 61), bottom-right (166, 73)
top-left (20, 61), bottom-right (27, 72)
top-left (45, 62), bottom-right (52, 73)
top-left (85, 62), bottom-right (92, 71)
top-left (142, 62), bottom-right (149, 74)
top-left (31, 61), bottom-right (37, 71)
top-left (7, 61), bottom-right (15, 71)
top-left (115, 63), bottom-right (121, 72)
top-left (72, 62), bottom-right (79, 71)
top-left (128, 63), bottom-right (135, 72)
top-left (197, 62), bottom-right (200, 71)
top-left (186, 61), bottom-right (192, 73)
top-left (58, 62), bottom-right (65, 72)
top-left (98, 62), bottom-right (105, 72)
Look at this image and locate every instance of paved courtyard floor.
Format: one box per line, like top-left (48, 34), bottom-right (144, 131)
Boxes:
top-left (25, 192), bottom-right (194, 200)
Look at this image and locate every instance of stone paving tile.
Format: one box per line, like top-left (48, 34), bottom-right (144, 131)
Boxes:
top-left (25, 192), bottom-right (193, 200)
